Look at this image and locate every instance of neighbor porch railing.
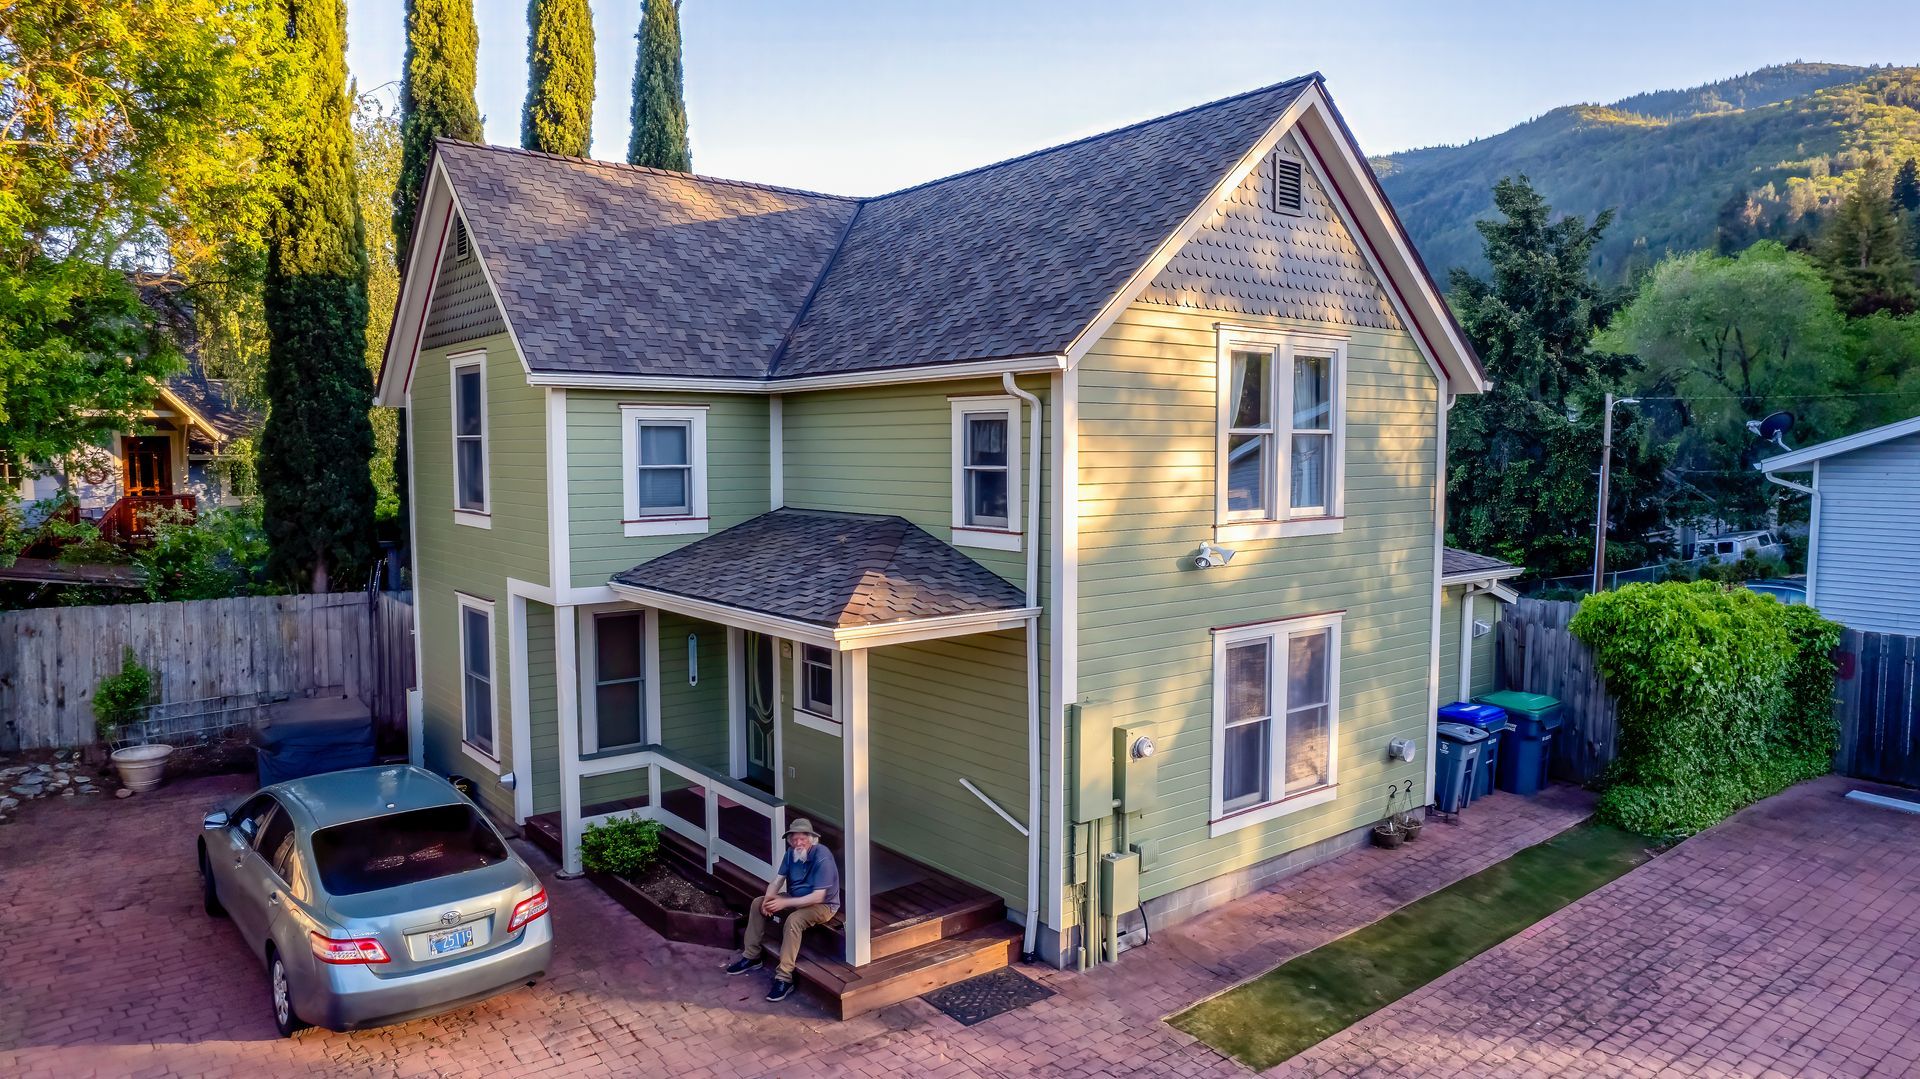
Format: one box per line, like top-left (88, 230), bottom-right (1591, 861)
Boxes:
top-left (576, 744), bottom-right (787, 881)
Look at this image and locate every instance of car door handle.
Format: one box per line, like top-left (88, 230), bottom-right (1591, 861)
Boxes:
top-left (233, 858), bottom-right (244, 868)
top-left (267, 892), bottom-right (280, 907)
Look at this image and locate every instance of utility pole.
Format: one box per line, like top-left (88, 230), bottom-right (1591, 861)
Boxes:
top-left (1592, 393), bottom-right (1639, 594)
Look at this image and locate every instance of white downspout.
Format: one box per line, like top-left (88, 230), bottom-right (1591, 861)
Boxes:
top-left (1003, 372), bottom-right (1043, 960)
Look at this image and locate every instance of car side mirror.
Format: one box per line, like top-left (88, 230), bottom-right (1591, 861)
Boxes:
top-left (203, 809), bottom-right (230, 830)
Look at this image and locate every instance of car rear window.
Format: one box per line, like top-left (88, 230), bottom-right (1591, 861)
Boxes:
top-left (310, 804), bottom-right (509, 896)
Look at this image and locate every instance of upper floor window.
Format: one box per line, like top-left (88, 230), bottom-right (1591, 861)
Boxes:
top-left (1211, 611), bottom-right (1341, 834)
top-left (451, 351), bottom-right (488, 527)
top-left (949, 395), bottom-right (1022, 551)
top-left (621, 404), bottom-right (708, 537)
top-left (1218, 329), bottom-right (1346, 539)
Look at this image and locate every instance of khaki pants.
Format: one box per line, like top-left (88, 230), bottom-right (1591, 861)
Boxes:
top-left (742, 901), bottom-right (836, 980)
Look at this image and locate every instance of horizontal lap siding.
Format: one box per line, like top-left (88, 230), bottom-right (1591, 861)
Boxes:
top-left (566, 391), bottom-right (769, 590)
top-left (1814, 435), bottom-right (1920, 634)
top-left (411, 331), bottom-right (548, 823)
top-left (1078, 302), bottom-right (1438, 904)
top-left (527, 603), bottom-right (559, 815)
top-left (657, 613), bottom-right (730, 771)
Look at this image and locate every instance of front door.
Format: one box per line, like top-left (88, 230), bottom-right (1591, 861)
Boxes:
top-left (740, 632), bottom-right (777, 790)
top-left (122, 436), bottom-right (172, 496)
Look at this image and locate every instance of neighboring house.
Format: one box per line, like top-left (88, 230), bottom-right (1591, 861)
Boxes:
top-left (1758, 415), bottom-right (1920, 634)
top-left (374, 73), bottom-right (1488, 1001)
top-left (1438, 548), bottom-right (1520, 704)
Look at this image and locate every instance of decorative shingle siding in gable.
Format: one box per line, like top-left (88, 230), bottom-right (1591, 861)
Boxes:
top-left (421, 219), bottom-right (507, 350)
top-left (1140, 133), bottom-right (1398, 330)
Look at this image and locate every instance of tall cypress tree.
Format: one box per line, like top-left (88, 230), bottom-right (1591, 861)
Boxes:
top-left (394, 0), bottom-right (482, 260)
top-left (523, 0), bottom-right (596, 156)
top-left (261, 0), bottom-right (378, 592)
top-left (627, 0), bottom-right (690, 171)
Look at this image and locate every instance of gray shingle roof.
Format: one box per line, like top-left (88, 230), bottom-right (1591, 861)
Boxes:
top-left (166, 370), bottom-right (258, 441)
top-left (433, 74), bottom-right (1318, 381)
top-left (1442, 547), bottom-right (1517, 580)
top-left (609, 509), bottom-right (1029, 628)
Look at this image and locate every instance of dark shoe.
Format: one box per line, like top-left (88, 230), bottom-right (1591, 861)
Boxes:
top-left (724, 956), bottom-right (763, 976)
top-left (766, 977), bottom-right (795, 1003)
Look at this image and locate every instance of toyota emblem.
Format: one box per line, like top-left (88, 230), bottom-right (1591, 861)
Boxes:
top-left (440, 910), bottom-right (461, 926)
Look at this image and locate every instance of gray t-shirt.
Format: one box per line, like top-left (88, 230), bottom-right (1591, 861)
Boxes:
top-left (778, 844), bottom-right (840, 912)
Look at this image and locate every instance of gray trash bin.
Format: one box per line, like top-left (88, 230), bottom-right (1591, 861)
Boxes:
top-left (1434, 721), bottom-right (1489, 814)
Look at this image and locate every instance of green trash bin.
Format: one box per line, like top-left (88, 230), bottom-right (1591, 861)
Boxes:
top-left (1473, 690), bottom-right (1563, 796)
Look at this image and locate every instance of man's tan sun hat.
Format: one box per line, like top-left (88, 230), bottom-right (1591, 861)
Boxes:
top-left (784, 818), bottom-right (820, 839)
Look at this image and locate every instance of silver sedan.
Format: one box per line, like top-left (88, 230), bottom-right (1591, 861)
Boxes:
top-left (198, 765), bottom-right (552, 1035)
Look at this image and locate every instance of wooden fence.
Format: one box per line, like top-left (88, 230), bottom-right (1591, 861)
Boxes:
top-left (1494, 598), bottom-right (1621, 784)
top-left (0, 591), bottom-right (415, 754)
top-left (1833, 629), bottom-right (1920, 787)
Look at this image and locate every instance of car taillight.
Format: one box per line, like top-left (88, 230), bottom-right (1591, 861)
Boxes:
top-left (310, 932), bottom-right (391, 965)
top-left (508, 889), bottom-right (549, 932)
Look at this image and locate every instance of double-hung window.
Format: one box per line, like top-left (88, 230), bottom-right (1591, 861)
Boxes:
top-left (457, 595), bottom-right (496, 759)
top-left (950, 395), bottom-right (1021, 551)
top-left (620, 404), bottom-right (709, 537)
top-left (451, 352), bottom-right (488, 526)
top-left (794, 644), bottom-right (839, 735)
top-left (1218, 330), bottom-right (1346, 538)
top-left (1211, 612), bottom-right (1341, 834)
top-left (582, 608), bottom-right (648, 755)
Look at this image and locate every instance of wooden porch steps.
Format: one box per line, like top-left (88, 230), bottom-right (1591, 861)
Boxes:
top-left (523, 807), bottom-right (1022, 1019)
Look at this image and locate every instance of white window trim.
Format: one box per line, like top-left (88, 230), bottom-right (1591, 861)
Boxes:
top-left (793, 643), bottom-right (840, 736)
top-left (1209, 611), bottom-right (1343, 837)
top-left (451, 350), bottom-right (490, 529)
top-left (579, 603), bottom-right (659, 757)
top-left (1214, 327), bottom-right (1348, 541)
top-left (949, 395), bottom-right (1022, 552)
top-left (456, 593), bottom-right (500, 769)
top-left (620, 404), bottom-right (709, 537)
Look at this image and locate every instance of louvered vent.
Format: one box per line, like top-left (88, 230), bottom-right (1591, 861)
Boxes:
top-left (453, 218), bottom-right (472, 262)
top-left (1272, 156), bottom-right (1305, 216)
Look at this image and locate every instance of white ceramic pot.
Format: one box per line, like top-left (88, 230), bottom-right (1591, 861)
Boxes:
top-left (112, 744), bottom-right (174, 793)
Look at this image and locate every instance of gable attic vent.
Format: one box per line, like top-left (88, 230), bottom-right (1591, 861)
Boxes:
top-left (452, 218), bottom-right (472, 262)
top-left (1271, 155), bottom-right (1305, 216)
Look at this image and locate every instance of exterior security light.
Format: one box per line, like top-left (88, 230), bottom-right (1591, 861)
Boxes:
top-left (1194, 541), bottom-right (1236, 570)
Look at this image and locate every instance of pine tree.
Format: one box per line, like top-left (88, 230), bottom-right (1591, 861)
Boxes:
top-left (627, 0), bottom-right (690, 171)
top-left (260, 0), bottom-right (378, 592)
top-left (1892, 157), bottom-right (1920, 214)
top-left (393, 0), bottom-right (482, 261)
top-left (522, 0), bottom-right (596, 156)
top-left (1818, 158), bottom-right (1919, 317)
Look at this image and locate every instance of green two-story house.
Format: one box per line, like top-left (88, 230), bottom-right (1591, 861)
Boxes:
top-left (375, 73), bottom-right (1499, 1005)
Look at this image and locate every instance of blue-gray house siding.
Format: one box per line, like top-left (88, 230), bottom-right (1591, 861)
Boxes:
top-left (1810, 431), bottom-right (1920, 634)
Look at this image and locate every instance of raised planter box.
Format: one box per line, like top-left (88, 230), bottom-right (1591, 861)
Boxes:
top-left (586, 869), bottom-right (739, 951)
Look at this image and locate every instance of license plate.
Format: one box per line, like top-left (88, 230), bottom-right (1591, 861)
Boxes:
top-left (428, 925), bottom-right (474, 955)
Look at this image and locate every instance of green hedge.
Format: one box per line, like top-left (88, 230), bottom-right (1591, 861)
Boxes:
top-left (1570, 581), bottom-right (1841, 837)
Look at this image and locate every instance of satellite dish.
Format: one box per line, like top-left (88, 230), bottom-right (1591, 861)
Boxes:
top-left (1746, 411), bottom-right (1795, 449)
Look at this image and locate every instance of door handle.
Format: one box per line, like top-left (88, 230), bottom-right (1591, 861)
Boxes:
top-left (267, 892), bottom-right (280, 906)
top-left (233, 858), bottom-right (244, 868)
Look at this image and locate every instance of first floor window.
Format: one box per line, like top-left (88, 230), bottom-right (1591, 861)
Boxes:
top-left (799, 644), bottom-right (835, 719)
top-left (453, 358), bottom-right (486, 514)
top-left (588, 610), bottom-right (646, 754)
top-left (459, 598), bottom-right (494, 754)
top-left (1214, 614), bottom-right (1339, 822)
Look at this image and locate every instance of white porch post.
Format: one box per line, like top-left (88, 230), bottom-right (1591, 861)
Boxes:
top-left (556, 605), bottom-right (584, 875)
top-left (840, 647), bottom-right (872, 967)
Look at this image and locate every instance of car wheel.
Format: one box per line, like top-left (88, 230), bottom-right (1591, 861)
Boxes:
top-left (267, 948), bottom-right (307, 1037)
top-left (199, 844), bottom-right (226, 918)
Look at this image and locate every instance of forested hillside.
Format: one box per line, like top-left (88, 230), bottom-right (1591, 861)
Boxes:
top-left (1376, 64), bottom-right (1920, 277)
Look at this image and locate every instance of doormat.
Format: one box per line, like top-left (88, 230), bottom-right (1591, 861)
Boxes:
top-left (922, 968), bottom-right (1054, 1026)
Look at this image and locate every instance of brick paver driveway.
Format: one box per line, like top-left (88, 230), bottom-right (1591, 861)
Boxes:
top-left (0, 770), bottom-right (1913, 1077)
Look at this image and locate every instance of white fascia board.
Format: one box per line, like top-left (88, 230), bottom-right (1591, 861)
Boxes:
top-left (523, 353), bottom-right (1066, 395)
top-left (830, 606), bottom-right (1042, 649)
top-left (605, 582), bottom-right (838, 648)
top-left (1757, 414), bottom-right (1920, 472)
top-left (1440, 566), bottom-right (1524, 586)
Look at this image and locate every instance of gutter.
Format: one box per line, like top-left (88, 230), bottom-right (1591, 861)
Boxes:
top-left (1002, 372), bottom-right (1044, 962)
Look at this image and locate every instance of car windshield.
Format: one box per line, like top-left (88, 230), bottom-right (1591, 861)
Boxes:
top-left (310, 804), bottom-right (509, 896)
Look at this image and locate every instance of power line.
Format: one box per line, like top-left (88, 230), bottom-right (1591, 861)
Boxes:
top-left (1628, 391), bottom-right (1915, 402)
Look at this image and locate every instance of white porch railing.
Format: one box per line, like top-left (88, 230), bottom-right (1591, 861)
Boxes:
top-left (576, 744), bottom-right (788, 882)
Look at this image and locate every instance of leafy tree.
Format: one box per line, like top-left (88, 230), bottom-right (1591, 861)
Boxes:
top-left (627, 0), bottom-right (690, 171)
top-left (0, 0), bottom-right (288, 466)
top-left (393, 0), bottom-right (483, 261)
top-left (523, 0), bottom-right (596, 156)
top-left (259, 0), bottom-right (377, 592)
top-left (1599, 242), bottom-right (1850, 525)
top-left (1445, 177), bottom-right (1664, 576)
top-left (355, 94), bottom-right (404, 525)
top-left (1817, 158), bottom-right (1919, 317)
top-left (1893, 157), bottom-right (1920, 214)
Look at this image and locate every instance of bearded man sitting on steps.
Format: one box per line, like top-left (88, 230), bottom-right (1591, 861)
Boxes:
top-left (723, 818), bottom-right (839, 1003)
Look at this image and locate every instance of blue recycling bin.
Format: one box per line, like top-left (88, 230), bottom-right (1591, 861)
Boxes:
top-left (1439, 701), bottom-right (1509, 801)
top-left (1476, 691), bottom-right (1564, 796)
top-left (1433, 722), bottom-right (1489, 814)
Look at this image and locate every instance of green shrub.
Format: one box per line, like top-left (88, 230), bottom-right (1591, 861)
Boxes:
top-left (94, 646), bottom-right (154, 742)
top-left (578, 815), bottom-right (662, 878)
top-left (1571, 581), bottom-right (1840, 837)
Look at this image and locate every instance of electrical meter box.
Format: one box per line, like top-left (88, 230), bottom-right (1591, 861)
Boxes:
top-left (1100, 850), bottom-right (1141, 917)
top-left (1071, 702), bottom-right (1114, 823)
top-left (1112, 723), bottom-right (1160, 813)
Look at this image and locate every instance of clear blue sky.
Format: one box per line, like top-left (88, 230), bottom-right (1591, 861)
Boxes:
top-left (345, 1), bottom-right (1920, 196)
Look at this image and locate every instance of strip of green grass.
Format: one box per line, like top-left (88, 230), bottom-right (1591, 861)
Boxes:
top-left (1168, 822), bottom-right (1653, 1070)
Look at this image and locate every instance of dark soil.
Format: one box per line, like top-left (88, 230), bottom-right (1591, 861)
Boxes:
top-left (628, 862), bottom-right (734, 917)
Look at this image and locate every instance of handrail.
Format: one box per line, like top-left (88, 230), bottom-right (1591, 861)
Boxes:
top-left (959, 777), bottom-right (1030, 837)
